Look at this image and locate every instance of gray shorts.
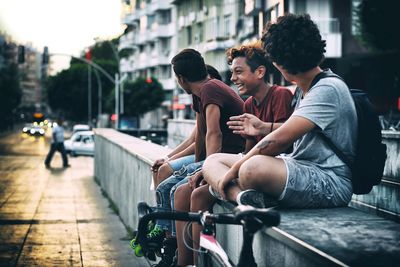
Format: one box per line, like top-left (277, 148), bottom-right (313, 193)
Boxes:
top-left (278, 157), bottom-right (353, 208)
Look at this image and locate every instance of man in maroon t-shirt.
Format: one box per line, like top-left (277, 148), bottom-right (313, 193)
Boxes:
top-left (174, 43), bottom-right (294, 266)
top-left (149, 49), bottom-right (245, 267)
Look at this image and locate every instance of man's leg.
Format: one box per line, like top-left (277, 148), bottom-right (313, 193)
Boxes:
top-left (190, 184), bottom-right (216, 264)
top-left (237, 155), bottom-right (287, 198)
top-left (203, 153), bottom-right (287, 202)
top-left (59, 143), bottom-right (69, 167)
top-left (44, 144), bottom-right (56, 167)
top-left (202, 153), bottom-right (242, 188)
top-left (174, 183), bottom-right (193, 266)
top-left (154, 155), bottom-right (195, 188)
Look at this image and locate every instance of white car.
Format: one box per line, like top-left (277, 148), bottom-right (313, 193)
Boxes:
top-left (72, 124), bottom-right (91, 134)
top-left (64, 131), bottom-right (94, 156)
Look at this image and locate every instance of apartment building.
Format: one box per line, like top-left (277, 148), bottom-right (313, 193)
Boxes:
top-left (119, 0), bottom-right (177, 125)
top-left (119, 0), bottom-right (365, 121)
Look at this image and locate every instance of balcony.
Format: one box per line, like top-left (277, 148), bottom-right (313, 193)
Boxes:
top-left (149, 0), bottom-right (171, 13)
top-left (118, 32), bottom-right (137, 51)
top-left (149, 23), bottom-right (175, 40)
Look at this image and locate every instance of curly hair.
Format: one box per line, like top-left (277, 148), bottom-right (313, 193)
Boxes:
top-left (226, 42), bottom-right (274, 81)
top-left (171, 49), bottom-right (208, 82)
top-left (261, 14), bottom-right (326, 74)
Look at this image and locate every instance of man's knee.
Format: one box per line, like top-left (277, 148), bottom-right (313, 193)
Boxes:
top-left (190, 186), bottom-right (211, 212)
top-left (157, 163), bottom-right (173, 182)
top-left (203, 154), bottom-right (223, 176)
top-left (174, 183), bottom-right (191, 210)
top-left (238, 155), bottom-right (272, 189)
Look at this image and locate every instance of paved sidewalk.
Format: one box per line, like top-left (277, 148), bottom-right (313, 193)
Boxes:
top-left (0, 154), bottom-right (147, 266)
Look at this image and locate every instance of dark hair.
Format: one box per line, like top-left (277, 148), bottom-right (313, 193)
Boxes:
top-left (171, 49), bottom-right (208, 82)
top-left (226, 42), bottom-right (273, 81)
top-left (261, 14), bottom-right (326, 74)
top-left (206, 64), bottom-right (222, 81)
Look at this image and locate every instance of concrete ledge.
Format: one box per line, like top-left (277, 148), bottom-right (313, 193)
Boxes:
top-left (215, 203), bottom-right (400, 267)
top-left (94, 128), bottom-right (171, 229)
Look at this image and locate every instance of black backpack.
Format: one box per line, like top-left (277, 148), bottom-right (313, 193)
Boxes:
top-left (310, 71), bottom-right (387, 194)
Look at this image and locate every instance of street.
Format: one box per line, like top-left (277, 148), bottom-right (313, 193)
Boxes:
top-left (0, 130), bottom-right (147, 266)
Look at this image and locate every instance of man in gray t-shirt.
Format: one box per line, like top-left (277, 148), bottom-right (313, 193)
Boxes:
top-left (44, 119), bottom-right (69, 168)
top-left (202, 14), bottom-right (357, 208)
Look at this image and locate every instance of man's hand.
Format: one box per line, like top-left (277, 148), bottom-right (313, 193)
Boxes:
top-left (227, 113), bottom-right (265, 136)
top-left (217, 166), bottom-right (239, 199)
top-left (151, 157), bottom-right (167, 173)
top-left (188, 170), bottom-right (204, 189)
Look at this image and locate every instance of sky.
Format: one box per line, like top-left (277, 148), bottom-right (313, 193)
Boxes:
top-left (0, 0), bottom-right (124, 74)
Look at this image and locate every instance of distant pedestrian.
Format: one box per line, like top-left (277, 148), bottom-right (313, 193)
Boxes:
top-left (45, 119), bottom-right (69, 168)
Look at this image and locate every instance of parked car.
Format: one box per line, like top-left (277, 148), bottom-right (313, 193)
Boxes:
top-left (64, 131), bottom-right (94, 156)
top-left (72, 124), bottom-right (91, 134)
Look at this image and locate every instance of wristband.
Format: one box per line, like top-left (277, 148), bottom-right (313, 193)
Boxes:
top-left (270, 122), bottom-right (274, 133)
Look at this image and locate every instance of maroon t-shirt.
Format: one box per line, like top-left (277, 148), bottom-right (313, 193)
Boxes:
top-left (244, 85), bottom-right (294, 142)
top-left (192, 79), bottom-right (245, 161)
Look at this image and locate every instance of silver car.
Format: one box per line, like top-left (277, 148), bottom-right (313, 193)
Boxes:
top-left (64, 131), bottom-right (94, 156)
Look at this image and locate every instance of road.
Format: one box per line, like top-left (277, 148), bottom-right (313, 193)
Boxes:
top-left (0, 130), bottom-right (148, 266)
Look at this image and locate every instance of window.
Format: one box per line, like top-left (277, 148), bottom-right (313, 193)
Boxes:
top-left (187, 26), bottom-right (192, 45)
top-left (159, 10), bottom-right (171, 24)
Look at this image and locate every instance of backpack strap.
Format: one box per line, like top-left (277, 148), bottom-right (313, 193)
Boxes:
top-left (312, 70), bottom-right (353, 168)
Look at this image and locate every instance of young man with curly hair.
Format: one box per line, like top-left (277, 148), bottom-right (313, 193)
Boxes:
top-left (173, 42), bottom-right (294, 266)
top-left (203, 14), bottom-right (356, 210)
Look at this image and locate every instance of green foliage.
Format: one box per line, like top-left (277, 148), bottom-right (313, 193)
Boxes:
top-left (46, 39), bottom-right (118, 121)
top-left (0, 63), bottom-right (21, 130)
top-left (357, 0), bottom-right (400, 51)
top-left (122, 77), bottom-right (165, 116)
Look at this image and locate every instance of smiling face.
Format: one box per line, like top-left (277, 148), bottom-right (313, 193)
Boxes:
top-left (230, 57), bottom-right (264, 96)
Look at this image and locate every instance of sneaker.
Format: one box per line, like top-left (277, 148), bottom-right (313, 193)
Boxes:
top-left (208, 185), bottom-right (224, 200)
top-left (153, 237), bottom-right (177, 267)
top-left (237, 189), bottom-right (278, 208)
top-left (129, 237), bottom-right (144, 257)
top-left (147, 225), bottom-right (165, 249)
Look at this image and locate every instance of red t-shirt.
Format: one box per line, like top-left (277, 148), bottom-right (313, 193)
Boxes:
top-left (244, 85), bottom-right (294, 142)
top-left (192, 79), bottom-right (245, 161)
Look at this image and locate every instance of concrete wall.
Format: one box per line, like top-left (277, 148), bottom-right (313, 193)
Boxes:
top-left (167, 119), bottom-right (195, 148)
top-left (94, 128), bottom-right (171, 229)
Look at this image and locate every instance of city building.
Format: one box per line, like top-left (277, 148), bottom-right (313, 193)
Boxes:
top-left (119, 0), bottom-right (177, 127)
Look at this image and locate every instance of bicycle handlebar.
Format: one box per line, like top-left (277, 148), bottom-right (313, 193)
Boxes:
top-left (136, 202), bottom-right (280, 253)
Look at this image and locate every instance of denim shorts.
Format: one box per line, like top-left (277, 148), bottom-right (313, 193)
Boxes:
top-left (155, 161), bottom-right (204, 234)
top-left (278, 157), bottom-right (353, 208)
top-left (167, 155), bottom-right (195, 172)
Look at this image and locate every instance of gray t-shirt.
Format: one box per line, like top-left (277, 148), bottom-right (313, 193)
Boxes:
top-left (289, 72), bottom-right (357, 178)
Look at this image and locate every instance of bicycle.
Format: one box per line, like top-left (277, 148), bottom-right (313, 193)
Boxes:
top-left (136, 202), bottom-right (280, 267)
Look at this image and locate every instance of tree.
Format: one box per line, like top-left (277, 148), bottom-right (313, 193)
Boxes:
top-left (357, 0), bottom-right (400, 51)
top-left (121, 77), bottom-right (165, 117)
top-left (46, 39), bottom-right (119, 122)
top-left (0, 63), bottom-right (21, 130)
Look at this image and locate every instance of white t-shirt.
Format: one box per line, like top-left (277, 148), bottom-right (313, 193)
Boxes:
top-left (52, 125), bottom-right (65, 143)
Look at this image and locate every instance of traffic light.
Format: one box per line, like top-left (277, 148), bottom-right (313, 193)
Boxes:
top-left (42, 46), bottom-right (49, 64)
top-left (17, 45), bottom-right (25, 64)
